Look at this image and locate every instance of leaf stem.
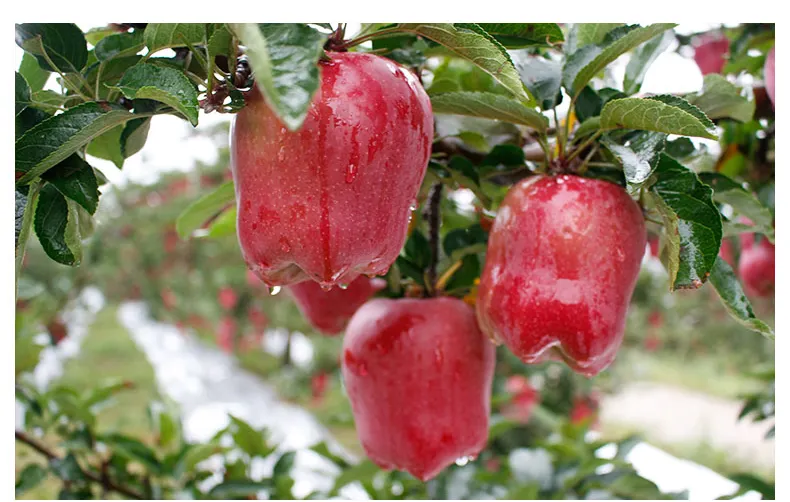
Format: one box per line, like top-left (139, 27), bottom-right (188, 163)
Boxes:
top-left (334, 27), bottom-right (403, 50)
top-left (15, 181), bottom-right (41, 302)
top-left (565, 130), bottom-right (603, 164)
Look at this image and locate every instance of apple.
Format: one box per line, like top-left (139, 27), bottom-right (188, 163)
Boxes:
top-left (247, 306), bottom-right (268, 331)
top-left (287, 276), bottom-right (386, 335)
top-left (765, 46), bottom-right (775, 107)
top-left (217, 317), bottom-right (236, 353)
top-left (570, 395), bottom-right (599, 428)
top-left (719, 238), bottom-right (735, 268)
top-left (502, 375), bottom-right (539, 424)
top-left (739, 236), bottom-right (775, 298)
top-left (342, 297), bottom-right (495, 481)
top-left (693, 34), bottom-right (730, 75)
top-left (231, 51), bottom-right (433, 289)
top-left (647, 235), bottom-right (659, 257)
top-left (476, 175), bottom-right (646, 377)
top-left (218, 287), bottom-right (238, 311)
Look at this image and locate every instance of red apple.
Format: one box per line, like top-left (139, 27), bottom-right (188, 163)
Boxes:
top-left (739, 236), bottom-right (775, 298)
top-left (647, 310), bottom-right (663, 328)
top-left (342, 297), bottom-right (495, 481)
top-left (693, 34), bottom-right (730, 75)
top-left (217, 317), bottom-right (236, 353)
top-left (502, 375), bottom-right (539, 424)
top-left (287, 276), bottom-right (386, 335)
top-left (765, 46), bottom-right (775, 108)
top-left (570, 395), bottom-right (599, 428)
top-left (218, 287), bottom-right (238, 311)
top-left (476, 175), bottom-right (646, 377)
top-left (247, 306), bottom-right (268, 331)
top-left (719, 238), bottom-right (735, 268)
top-left (647, 235), bottom-right (659, 257)
top-left (231, 52), bottom-right (433, 289)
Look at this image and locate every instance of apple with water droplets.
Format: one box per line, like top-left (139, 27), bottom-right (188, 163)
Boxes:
top-left (342, 297), bottom-right (495, 481)
top-left (476, 175), bottom-right (646, 377)
top-left (288, 276), bottom-right (386, 335)
top-left (231, 52), bottom-right (433, 289)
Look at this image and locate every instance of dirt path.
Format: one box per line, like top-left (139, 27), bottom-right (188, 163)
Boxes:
top-left (600, 382), bottom-right (775, 472)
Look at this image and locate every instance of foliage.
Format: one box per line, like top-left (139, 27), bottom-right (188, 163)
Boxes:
top-left (15, 22), bottom-right (775, 499)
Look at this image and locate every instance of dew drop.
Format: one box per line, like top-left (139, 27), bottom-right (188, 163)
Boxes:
top-left (345, 163), bottom-right (358, 183)
top-left (455, 455), bottom-right (474, 466)
top-left (270, 286), bottom-right (282, 296)
top-left (320, 282), bottom-right (333, 292)
top-left (338, 283), bottom-right (349, 290)
top-left (277, 146), bottom-right (286, 161)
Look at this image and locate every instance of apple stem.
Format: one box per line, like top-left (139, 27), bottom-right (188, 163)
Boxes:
top-left (425, 182), bottom-right (443, 297)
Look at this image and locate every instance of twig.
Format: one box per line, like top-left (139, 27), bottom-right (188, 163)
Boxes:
top-left (15, 430), bottom-right (146, 500)
top-left (425, 182), bottom-right (443, 296)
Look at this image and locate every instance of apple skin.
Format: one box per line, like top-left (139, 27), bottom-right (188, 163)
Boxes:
top-left (693, 34), bottom-right (730, 75)
top-left (287, 276), bottom-right (386, 335)
top-left (342, 297), bottom-right (495, 481)
top-left (738, 236), bottom-right (775, 298)
top-left (502, 375), bottom-right (539, 424)
top-left (476, 175), bottom-right (646, 377)
top-left (764, 46), bottom-right (775, 107)
top-left (231, 52), bottom-right (433, 289)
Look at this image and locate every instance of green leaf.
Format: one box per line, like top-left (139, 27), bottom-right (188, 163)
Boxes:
top-left (574, 86), bottom-right (602, 122)
top-left (95, 30), bottom-right (145, 61)
top-left (158, 410), bottom-right (178, 448)
top-left (475, 23), bottom-right (564, 48)
top-left (600, 97), bottom-right (717, 139)
top-left (647, 94), bottom-right (716, 129)
top-left (42, 155), bottom-right (100, 214)
top-left (572, 24), bottom-right (677, 97)
top-left (574, 23), bottom-right (625, 48)
top-left (207, 206), bottom-right (237, 238)
top-left (443, 223), bottom-right (488, 256)
top-left (446, 156), bottom-right (491, 207)
top-left (144, 23), bottom-right (207, 54)
top-left (687, 74), bottom-right (755, 123)
top-left (83, 380), bottom-right (133, 408)
top-left (15, 23), bottom-right (88, 73)
top-left (574, 116), bottom-right (601, 140)
top-left (15, 102), bottom-right (146, 184)
top-left (176, 181), bottom-right (235, 238)
top-left (601, 132), bottom-right (667, 192)
top-left (18, 52), bottom-right (50, 92)
top-left (181, 443), bottom-right (225, 472)
top-left (49, 454), bottom-right (84, 482)
top-left (428, 58), bottom-right (505, 96)
top-left (209, 480), bottom-right (270, 499)
top-left (34, 184), bottom-right (82, 266)
top-left (207, 24), bottom-right (235, 67)
top-left (728, 473), bottom-right (775, 500)
top-left (309, 441), bottom-right (350, 468)
top-left (330, 460), bottom-right (380, 496)
top-left (228, 415), bottom-right (274, 458)
top-left (120, 117), bottom-right (152, 159)
top-left (230, 23), bottom-right (327, 131)
top-left (84, 26), bottom-right (117, 46)
top-left (665, 137), bottom-right (696, 159)
top-left (99, 433), bottom-right (161, 472)
top-left (623, 31), bottom-right (674, 95)
top-left (15, 463), bottom-right (47, 497)
top-left (511, 52), bottom-right (562, 110)
top-left (30, 90), bottom-right (70, 112)
top-left (698, 172), bottom-right (774, 243)
top-left (16, 188), bottom-right (29, 250)
top-left (647, 154), bottom-right (722, 290)
top-left (16, 72), bottom-right (32, 116)
top-left (273, 451), bottom-right (296, 477)
top-left (395, 23), bottom-right (530, 102)
top-left (709, 257), bottom-right (774, 339)
top-left (403, 229), bottom-right (432, 269)
top-left (111, 63), bottom-right (199, 125)
top-left (85, 56), bottom-right (142, 100)
top-left (86, 126), bottom-right (124, 168)
top-left (431, 92), bottom-right (547, 132)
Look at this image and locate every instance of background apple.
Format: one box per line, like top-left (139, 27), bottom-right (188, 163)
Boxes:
top-left (693, 34), bottom-right (730, 75)
top-left (739, 236), bottom-right (775, 298)
top-left (476, 175), bottom-right (646, 377)
top-left (764, 46), bottom-right (775, 107)
top-left (287, 276), bottom-right (386, 335)
top-left (231, 52), bottom-right (433, 289)
top-left (342, 297), bottom-right (495, 481)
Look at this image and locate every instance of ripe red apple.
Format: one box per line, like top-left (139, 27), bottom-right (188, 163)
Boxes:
top-left (693, 34), bottom-right (730, 75)
top-left (502, 375), bottom-right (540, 424)
top-left (342, 297), bottom-right (495, 481)
top-left (739, 236), bottom-right (775, 298)
top-left (287, 276), bottom-right (386, 335)
top-left (765, 46), bottom-right (775, 107)
top-left (217, 317), bottom-right (236, 353)
top-left (231, 52), bottom-right (433, 289)
top-left (570, 394), bottom-right (599, 428)
top-left (218, 287), bottom-right (238, 311)
top-left (476, 175), bottom-right (646, 377)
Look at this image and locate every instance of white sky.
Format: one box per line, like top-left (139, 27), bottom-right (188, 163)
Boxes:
top-left (15, 23), bottom-right (726, 188)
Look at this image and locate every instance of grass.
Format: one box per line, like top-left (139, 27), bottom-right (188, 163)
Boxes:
top-left (15, 306), bottom-right (161, 500)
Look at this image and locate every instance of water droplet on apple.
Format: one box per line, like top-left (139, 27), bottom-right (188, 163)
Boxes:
top-left (278, 146), bottom-right (286, 161)
top-left (345, 163), bottom-right (358, 183)
top-left (338, 283), bottom-right (349, 290)
top-left (279, 237), bottom-right (291, 253)
top-left (454, 455), bottom-right (474, 466)
top-left (319, 282), bottom-right (333, 292)
top-left (270, 286), bottom-right (282, 296)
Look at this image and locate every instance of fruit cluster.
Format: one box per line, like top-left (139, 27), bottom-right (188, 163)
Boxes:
top-left (229, 51), bottom-right (653, 481)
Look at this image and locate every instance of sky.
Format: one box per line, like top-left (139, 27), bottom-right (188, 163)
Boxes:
top-left (15, 23), bottom-right (731, 188)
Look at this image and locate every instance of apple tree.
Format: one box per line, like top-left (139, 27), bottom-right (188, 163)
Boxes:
top-left (15, 22), bottom-right (774, 499)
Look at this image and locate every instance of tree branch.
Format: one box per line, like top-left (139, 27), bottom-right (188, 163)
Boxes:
top-left (15, 430), bottom-right (146, 500)
top-left (425, 182), bottom-right (443, 296)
